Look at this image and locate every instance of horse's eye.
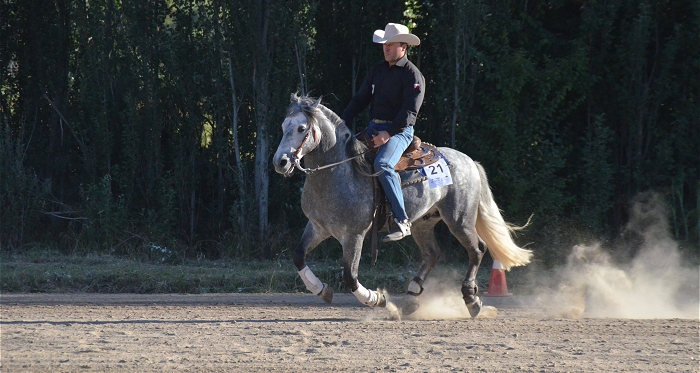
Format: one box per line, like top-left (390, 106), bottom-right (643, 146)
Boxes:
top-left (297, 125), bottom-right (306, 133)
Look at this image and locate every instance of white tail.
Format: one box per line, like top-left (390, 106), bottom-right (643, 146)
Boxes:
top-left (474, 162), bottom-right (533, 270)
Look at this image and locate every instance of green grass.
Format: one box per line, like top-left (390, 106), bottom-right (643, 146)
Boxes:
top-left (0, 249), bottom-right (525, 295)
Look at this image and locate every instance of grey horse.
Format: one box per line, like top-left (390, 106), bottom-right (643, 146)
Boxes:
top-left (273, 94), bottom-right (532, 317)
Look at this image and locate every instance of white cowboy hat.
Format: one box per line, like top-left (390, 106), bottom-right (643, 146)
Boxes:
top-left (373, 23), bottom-right (420, 46)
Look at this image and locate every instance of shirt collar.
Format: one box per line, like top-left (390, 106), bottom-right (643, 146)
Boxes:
top-left (394, 54), bottom-right (409, 67)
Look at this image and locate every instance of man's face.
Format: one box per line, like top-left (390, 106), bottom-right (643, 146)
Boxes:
top-left (383, 42), bottom-right (406, 65)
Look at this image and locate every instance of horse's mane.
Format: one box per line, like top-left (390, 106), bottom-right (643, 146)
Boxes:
top-left (347, 134), bottom-right (373, 175)
top-left (287, 93), bottom-right (372, 175)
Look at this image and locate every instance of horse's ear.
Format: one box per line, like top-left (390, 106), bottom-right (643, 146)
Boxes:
top-left (290, 93), bottom-right (298, 103)
top-left (311, 97), bottom-right (322, 108)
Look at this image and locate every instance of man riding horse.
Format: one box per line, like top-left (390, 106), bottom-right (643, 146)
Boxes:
top-left (273, 23), bottom-right (532, 317)
top-left (341, 23), bottom-right (425, 242)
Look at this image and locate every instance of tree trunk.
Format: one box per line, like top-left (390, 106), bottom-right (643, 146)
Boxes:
top-left (213, 0), bottom-right (225, 224)
top-left (451, 29), bottom-right (460, 149)
top-left (253, 0), bottom-right (272, 237)
top-left (294, 40), bottom-right (307, 95)
top-left (227, 57), bottom-right (247, 235)
top-left (254, 77), bottom-right (270, 237)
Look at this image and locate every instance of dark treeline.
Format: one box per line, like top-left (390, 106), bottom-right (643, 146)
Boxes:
top-left (1, 0), bottom-right (698, 265)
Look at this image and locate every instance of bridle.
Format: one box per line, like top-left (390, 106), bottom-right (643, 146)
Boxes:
top-left (289, 118), bottom-right (370, 175)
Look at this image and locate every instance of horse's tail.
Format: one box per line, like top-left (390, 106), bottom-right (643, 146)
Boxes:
top-left (474, 162), bottom-right (533, 270)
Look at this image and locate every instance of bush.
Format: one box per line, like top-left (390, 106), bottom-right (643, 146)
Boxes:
top-left (0, 122), bottom-right (50, 249)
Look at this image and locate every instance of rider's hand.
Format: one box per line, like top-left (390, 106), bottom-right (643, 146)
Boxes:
top-left (372, 131), bottom-right (391, 148)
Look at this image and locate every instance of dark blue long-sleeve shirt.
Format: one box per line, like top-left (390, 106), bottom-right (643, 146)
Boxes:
top-left (341, 55), bottom-right (425, 136)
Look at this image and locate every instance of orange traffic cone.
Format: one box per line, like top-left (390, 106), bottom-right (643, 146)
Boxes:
top-left (483, 260), bottom-right (512, 297)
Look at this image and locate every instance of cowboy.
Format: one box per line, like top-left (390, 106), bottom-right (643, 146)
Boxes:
top-left (341, 23), bottom-right (425, 242)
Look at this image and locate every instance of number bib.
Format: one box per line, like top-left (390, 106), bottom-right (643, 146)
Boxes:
top-left (420, 158), bottom-right (453, 188)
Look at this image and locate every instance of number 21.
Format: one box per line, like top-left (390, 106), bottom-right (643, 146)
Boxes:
top-left (428, 164), bottom-right (444, 175)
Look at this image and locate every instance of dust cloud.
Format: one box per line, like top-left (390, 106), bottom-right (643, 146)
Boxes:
top-left (401, 269), bottom-right (472, 320)
top-left (535, 193), bottom-right (699, 319)
top-left (377, 193), bottom-right (697, 321)
top-left (387, 268), bottom-right (497, 321)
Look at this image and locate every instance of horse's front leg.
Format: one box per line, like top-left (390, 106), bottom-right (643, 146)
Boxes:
top-left (341, 234), bottom-right (387, 308)
top-left (294, 221), bottom-right (333, 303)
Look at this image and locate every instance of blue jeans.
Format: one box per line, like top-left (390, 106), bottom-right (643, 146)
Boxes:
top-left (367, 122), bottom-right (414, 222)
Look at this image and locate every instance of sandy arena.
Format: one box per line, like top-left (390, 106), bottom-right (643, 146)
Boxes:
top-left (1, 292), bottom-right (696, 372)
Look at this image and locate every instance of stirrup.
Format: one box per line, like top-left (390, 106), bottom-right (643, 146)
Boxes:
top-left (383, 218), bottom-right (411, 242)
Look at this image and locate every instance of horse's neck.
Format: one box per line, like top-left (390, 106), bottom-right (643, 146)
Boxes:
top-left (301, 120), bottom-right (373, 213)
top-left (304, 125), bottom-right (367, 186)
top-left (304, 131), bottom-right (347, 169)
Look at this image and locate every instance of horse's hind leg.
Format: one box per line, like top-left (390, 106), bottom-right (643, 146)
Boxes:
top-left (442, 215), bottom-right (485, 318)
top-left (294, 222), bottom-right (333, 303)
top-left (402, 216), bottom-right (442, 316)
top-left (460, 239), bottom-right (486, 317)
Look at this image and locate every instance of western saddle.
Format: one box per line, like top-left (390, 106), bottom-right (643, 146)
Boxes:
top-left (356, 130), bottom-right (446, 264)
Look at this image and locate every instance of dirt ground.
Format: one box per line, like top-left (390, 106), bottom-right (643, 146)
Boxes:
top-left (1, 292), bottom-right (697, 372)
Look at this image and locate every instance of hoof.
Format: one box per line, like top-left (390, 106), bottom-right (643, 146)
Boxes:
top-left (402, 297), bottom-right (420, 316)
top-left (317, 283), bottom-right (334, 304)
top-left (465, 297), bottom-right (483, 318)
top-left (374, 291), bottom-right (387, 308)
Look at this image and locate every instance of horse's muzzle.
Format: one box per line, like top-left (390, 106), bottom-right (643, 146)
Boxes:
top-left (273, 153), bottom-right (294, 177)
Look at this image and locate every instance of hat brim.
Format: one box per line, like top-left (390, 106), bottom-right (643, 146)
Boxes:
top-left (373, 30), bottom-right (421, 46)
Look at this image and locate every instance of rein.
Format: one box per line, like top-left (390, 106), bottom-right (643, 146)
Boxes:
top-left (292, 151), bottom-right (369, 174)
top-left (290, 120), bottom-right (375, 175)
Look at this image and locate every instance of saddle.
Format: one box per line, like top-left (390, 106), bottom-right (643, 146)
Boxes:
top-left (356, 130), bottom-right (443, 171)
top-left (356, 129), bottom-right (446, 264)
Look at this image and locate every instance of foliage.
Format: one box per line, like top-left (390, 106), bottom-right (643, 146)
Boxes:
top-left (1, 0), bottom-right (697, 267)
top-left (0, 122), bottom-right (50, 247)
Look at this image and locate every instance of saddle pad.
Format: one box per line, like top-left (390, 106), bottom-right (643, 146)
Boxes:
top-left (399, 150), bottom-right (452, 188)
top-left (398, 169), bottom-right (425, 187)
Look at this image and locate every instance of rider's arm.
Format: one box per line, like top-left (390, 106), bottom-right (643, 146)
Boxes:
top-left (389, 63), bottom-right (425, 136)
top-left (341, 64), bottom-right (377, 125)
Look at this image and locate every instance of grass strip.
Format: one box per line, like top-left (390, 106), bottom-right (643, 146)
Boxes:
top-left (1, 250), bottom-right (507, 295)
